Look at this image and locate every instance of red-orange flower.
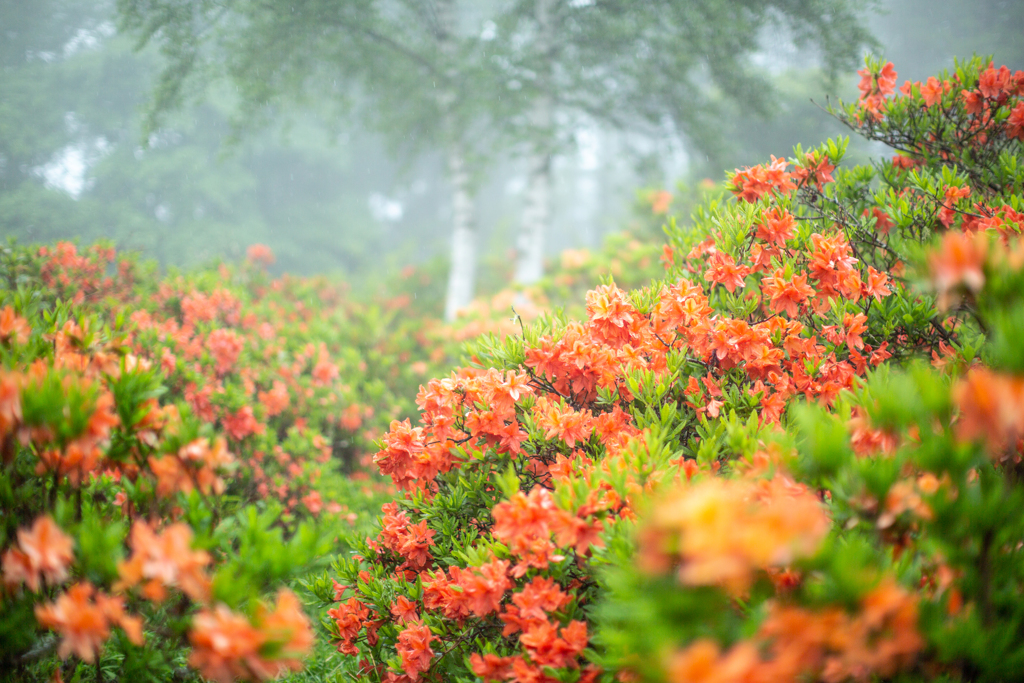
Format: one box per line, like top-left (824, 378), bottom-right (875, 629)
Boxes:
top-left (396, 621), bottom-right (434, 680)
top-left (1006, 101), bottom-right (1024, 141)
top-left (35, 582), bottom-right (143, 662)
top-left (704, 252), bottom-right (749, 293)
top-left (754, 208), bottom-right (797, 248)
top-left (189, 605), bottom-right (268, 682)
top-left (0, 306), bottom-right (30, 344)
top-left (952, 368), bottom-right (1024, 457)
top-left (640, 475), bottom-right (830, 593)
top-left (761, 270), bottom-right (815, 317)
top-left (117, 521), bottom-right (211, 602)
top-left (929, 230), bottom-right (987, 309)
top-left (2, 515), bottom-right (74, 592)
top-left (208, 328), bottom-right (243, 375)
top-left (246, 243), bottom-right (275, 267)
top-left (254, 589), bottom-right (314, 675)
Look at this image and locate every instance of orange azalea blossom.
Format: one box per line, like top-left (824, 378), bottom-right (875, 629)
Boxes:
top-left (246, 243), bottom-right (275, 266)
top-left (222, 405), bottom-right (264, 441)
top-left (704, 252), bottom-right (750, 293)
top-left (0, 305), bottom-right (31, 344)
top-left (378, 502), bottom-right (437, 570)
top-left (492, 487), bottom-right (603, 577)
top-left (2, 515), bottom-right (74, 592)
top-left (665, 638), bottom-right (759, 683)
top-left (857, 61), bottom-right (897, 119)
top-left (189, 605), bottom-right (270, 683)
top-left (761, 269), bottom-right (815, 317)
top-left (587, 284), bottom-right (640, 347)
top-left (253, 589), bottom-right (314, 675)
top-left (877, 473), bottom-right (945, 529)
top-left (117, 521), bottom-right (211, 602)
top-left (208, 328), bottom-right (244, 375)
top-left (919, 76), bottom-right (952, 107)
top-left (0, 372), bottom-right (22, 440)
top-left (35, 582), bottom-right (143, 663)
top-left (665, 578), bottom-right (921, 683)
top-left (149, 436), bottom-right (234, 498)
top-left (729, 156), bottom-right (797, 203)
top-left (639, 475), bottom-right (830, 593)
top-left (31, 388), bottom-right (119, 486)
top-left (258, 380), bottom-right (290, 417)
top-left (650, 190), bottom-right (673, 215)
top-left (930, 230), bottom-right (987, 309)
top-left (1008, 101), bottom-right (1024, 141)
top-left (395, 620), bottom-right (434, 681)
top-left (952, 368), bottom-right (1024, 458)
top-left (754, 207), bottom-right (797, 248)
top-left (328, 597), bottom-right (371, 656)
top-left (422, 559), bottom-right (513, 620)
top-left (793, 152), bottom-right (836, 191)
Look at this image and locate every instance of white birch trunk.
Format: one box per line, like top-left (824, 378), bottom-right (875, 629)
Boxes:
top-left (436, 0), bottom-right (479, 322)
top-left (444, 142), bottom-right (477, 321)
top-left (513, 0), bottom-right (554, 286)
top-left (514, 150), bottom-right (551, 284)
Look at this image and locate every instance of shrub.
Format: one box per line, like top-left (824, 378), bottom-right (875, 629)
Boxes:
top-left (316, 55), bottom-right (1024, 683)
top-left (0, 243), bottom-right (454, 681)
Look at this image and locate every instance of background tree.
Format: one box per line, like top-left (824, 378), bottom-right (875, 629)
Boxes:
top-left (114, 0), bottom-right (877, 311)
top-left (115, 0), bottom-right (515, 321)
top-left (491, 0), bottom-right (877, 286)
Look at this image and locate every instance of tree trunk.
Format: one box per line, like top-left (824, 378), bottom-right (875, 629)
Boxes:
top-left (574, 121), bottom-right (601, 249)
top-left (435, 0), bottom-right (479, 322)
top-left (515, 149), bottom-right (551, 284)
top-left (514, 0), bottom-right (554, 286)
top-left (444, 141), bottom-right (477, 322)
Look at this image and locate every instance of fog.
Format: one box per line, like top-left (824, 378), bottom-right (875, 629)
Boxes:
top-left (2, 0), bottom-right (1021, 313)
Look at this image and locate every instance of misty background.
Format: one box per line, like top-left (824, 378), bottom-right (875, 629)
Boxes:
top-left (2, 0), bottom-right (1022, 309)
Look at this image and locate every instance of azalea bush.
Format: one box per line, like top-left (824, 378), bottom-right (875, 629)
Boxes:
top-left (313, 55), bottom-right (1024, 683)
top-left (0, 243), bottom-right (453, 682)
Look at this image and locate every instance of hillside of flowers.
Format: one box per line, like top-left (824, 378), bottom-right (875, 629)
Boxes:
top-left (316, 55), bottom-right (1024, 683)
top-left (3, 55), bottom-right (1024, 683)
top-left (0, 241), bottom-right (463, 681)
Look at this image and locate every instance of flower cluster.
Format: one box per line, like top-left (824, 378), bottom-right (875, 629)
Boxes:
top-left (318, 57), bottom-right (1024, 683)
top-left (0, 241), bottom-right (454, 680)
top-left (600, 56), bottom-right (1024, 683)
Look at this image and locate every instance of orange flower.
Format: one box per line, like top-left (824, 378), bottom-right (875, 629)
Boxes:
top-left (254, 589), bottom-right (314, 674)
top-left (246, 243), bottom-right (275, 267)
top-left (929, 231), bottom-right (987, 309)
top-left (919, 76), bottom-right (951, 107)
top-left (208, 328), bottom-right (244, 375)
top-left (1007, 101), bottom-right (1024, 141)
top-left (189, 605), bottom-right (269, 683)
top-left (754, 208), bottom-right (797, 248)
top-left (650, 190), bottom-right (673, 215)
top-left (0, 372), bottom-right (22, 447)
top-left (761, 270), bottom-right (815, 317)
top-left (222, 405), bottom-right (264, 441)
top-left (396, 621), bottom-right (434, 680)
top-left (704, 252), bottom-right (749, 293)
top-left (35, 582), bottom-right (143, 662)
top-left (117, 521), bottom-right (211, 602)
top-left (0, 306), bottom-right (30, 344)
top-left (258, 380), bottom-right (290, 417)
top-left (665, 638), bottom-right (757, 683)
top-left (2, 515), bottom-right (74, 592)
top-left (328, 597), bottom-right (370, 655)
top-left (149, 436), bottom-right (234, 498)
top-left (587, 284), bottom-right (639, 347)
top-left (952, 368), bottom-right (1024, 457)
top-left (641, 476), bottom-right (830, 593)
